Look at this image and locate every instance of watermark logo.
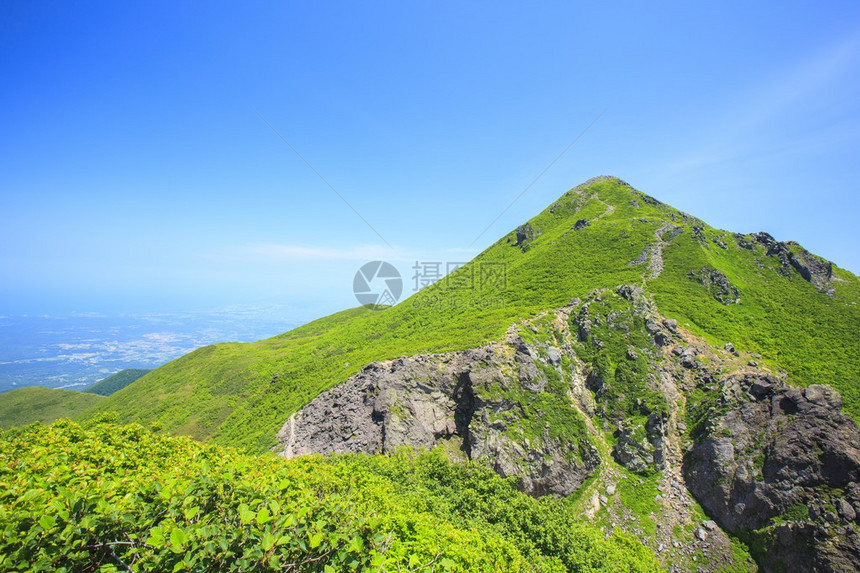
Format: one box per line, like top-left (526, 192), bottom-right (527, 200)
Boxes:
top-left (354, 260), bottom-right (508, 311)
top-left (353, 261), bottom-right (403, 310)
top-left (412, 261), bottom-right (507, 292)
top-left (409, 260), bottom-right (508, 311)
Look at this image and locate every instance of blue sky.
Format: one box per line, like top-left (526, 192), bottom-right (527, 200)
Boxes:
top-left (2, 1), bottom-right (859, 320)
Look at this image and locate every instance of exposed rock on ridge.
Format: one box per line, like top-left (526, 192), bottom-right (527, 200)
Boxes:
top-left (276, 325), bottom-right (599, 497)
top-left (513, 222), bottom-right (539, 252)
top-left (734, 231), bottom-right (835, 294)
top-left (275, 278), bottom-right (860, 571)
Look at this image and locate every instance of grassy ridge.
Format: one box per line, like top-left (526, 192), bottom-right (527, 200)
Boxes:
top-left (651, 225), bottom-right (860, 410)
top-left (0, 387), bottom-right (102, 430)
top-left (0, 420), bottom-right (660, 572)
top-left (83, 368), bottom-right (152, 396)
top-left (80, 180), bottom-right (658, 450)
top-left (12, 177), bottom-right (859, 450)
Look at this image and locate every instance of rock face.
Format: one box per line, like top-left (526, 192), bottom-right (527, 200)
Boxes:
top-left (274, 280), bottom-right (860, 570)
top-left (276, 333), bottom-right (599, 497)
top-left (788, 244), bottom-right (834, 294)
top-left (685, 374), bottom-right (860, 572)
top-left (513, 223), bottom-right (539, 251)
top-left (689, 267), bottom-right (740, 305)
top-left (744, 232), bottom-right (835, 294)
top-left (612, 418), bottom-right (660, 473)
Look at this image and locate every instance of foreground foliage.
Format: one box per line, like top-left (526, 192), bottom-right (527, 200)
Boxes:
top-left (0, 420), bottom-right (660, 572)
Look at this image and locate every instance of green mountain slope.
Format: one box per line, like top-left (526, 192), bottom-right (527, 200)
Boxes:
top-left (0, 387), bottom-right (102, 429)
top-left (83, 368), bottom-right (152, 396)
top-left (77, 176), bottom-right (860, 452)
top-left (4, 175), bottom-right (857, 571)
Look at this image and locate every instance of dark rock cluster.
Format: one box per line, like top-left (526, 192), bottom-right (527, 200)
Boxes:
top-left (734, 232), bottom-right (834, 294)
top-left (689, 267), bottom-right (741, 305)
top-left (513, 222), bottom-right (539, 252)
top-left (734, 233), bottom-right (756, 250)
top-left (685, 374), bottom-right (860, 571)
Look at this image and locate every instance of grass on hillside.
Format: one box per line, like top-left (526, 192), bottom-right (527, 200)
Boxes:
top-left (15, 177), bottom-right (859, 451)
top-left (84, 368), bottom-right (152, 396)
top-left (0, 387), bottom-right (102, 430)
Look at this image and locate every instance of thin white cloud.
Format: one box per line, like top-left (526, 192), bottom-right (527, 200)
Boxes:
top-left (667, 30), bottom-right (860, 174)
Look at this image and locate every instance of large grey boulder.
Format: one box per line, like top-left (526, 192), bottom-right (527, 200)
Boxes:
top-left (276, 340), bottom-right (599, 497)
top-left (685, 374), bottom-right (860, 571)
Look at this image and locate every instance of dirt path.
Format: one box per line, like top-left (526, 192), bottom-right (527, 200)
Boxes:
top-left (646, 223), bottom-right (673, 280)
top-left (283, 413), bottom-right (297, 458)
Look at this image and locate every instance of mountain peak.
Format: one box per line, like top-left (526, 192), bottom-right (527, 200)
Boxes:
top-left (4, 177), bottom-right (860, 571)
top-left (569, 175), bottom-right (660, 204)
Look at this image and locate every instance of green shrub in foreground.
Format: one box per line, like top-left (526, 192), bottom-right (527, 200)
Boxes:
top-left (0, 420), bottom-right (660, 572)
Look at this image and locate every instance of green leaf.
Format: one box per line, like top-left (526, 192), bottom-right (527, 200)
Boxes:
top-left (261, 531), bottom-right (275, 552)
top-left (309, 532), bottom-right (324, 549)
top-left (256, 507), bottom-right (270, 525)
top-left (239, 504), bottom-right (255, 525)
top-left (39, 515), bottom-right (56, 530)
top-left (170, 528), bottom-right (186, 548)
top-left (183, 505), bottom-right (199, 521)
top-left (348, 536), bottom-right (364, 553)
top-left (147, 527), bottom-right (165, 549)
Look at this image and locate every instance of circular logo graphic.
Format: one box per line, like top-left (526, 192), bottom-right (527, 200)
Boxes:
top-left (353, 261), bottom-right (402, 310)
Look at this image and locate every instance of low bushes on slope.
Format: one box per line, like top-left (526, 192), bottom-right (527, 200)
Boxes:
top-left (0, 420), bottom-right (660, 572)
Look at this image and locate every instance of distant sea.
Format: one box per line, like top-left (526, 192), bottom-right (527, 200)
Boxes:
top-left (0, 306), bottom-right (303, 394)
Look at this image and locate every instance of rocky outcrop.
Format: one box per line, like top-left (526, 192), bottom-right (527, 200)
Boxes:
top-left (689, 267), bottom-right (740, 305)
top-left (275, 334), bottom-right (599, 497)
top-left (274, 276), bottom-right (859, 570)
top-left (742, 232), bottom-right (835, 294)
top-left (685, 374), bottom-right (860, 571)
top-left (573, 219), bottom-right (590, 231)
top-left (787, 244), bottom-right (834, 294)
top-left (691, 225), bottom-right (708, 245)
top-left (612, 416), bottom-right (664, 473)
top-left (734, 233), bottom-right (756, 250)
top-left (571, 285), bottom-right (680, 475)
top-left (514, 223), bottom-right (539, 251)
